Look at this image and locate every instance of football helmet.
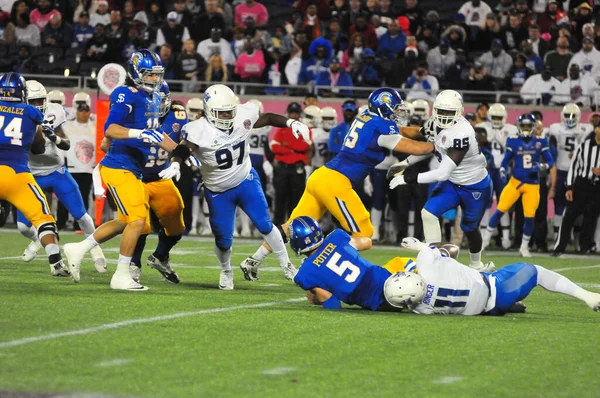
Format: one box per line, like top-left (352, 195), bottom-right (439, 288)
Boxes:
top-left (246, 99), bottom-right (264, 113)
top-left (0, 72), bottom-right (27, 103)
top-left (127, 49), bottom-right (164, 93)
top-left (321, 106), bottom-right (338, 131)
top-left (288, 216), bottom-right (324, 255)
top-left (47, 90), bottom-right (65, 105)
top-left (368, 87), bottom-right (408, 125)
top-left (204, 84), bottom-right (239, 130)
top-left (186, 97), bottom-right (204, 121)
top-left (412, 99), bottom-right (430, 119)
top-left (157, 81), bottom-right (171, 117)
top-left (25, 80), bottom-right (47, 114)
top-left (383, 272), bottom-right (427, 309)
top-left (302, 105), bottom-right (321, 128)
top-left (432, 90), bottom-right (463, 129)
top-left (488, 103), bottom-right (507, 129)
top-left (561, 103), bottom-right (581, 129)
top-left (72, 91), bottom-right (91, 109)
top-left (516, 113), bottom-right (537, 138)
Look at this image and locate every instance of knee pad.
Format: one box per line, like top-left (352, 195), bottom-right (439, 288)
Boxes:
top-left (277, 224), bottom-right (289, 243)
top-left (37, 222), bottom-right (58, 240)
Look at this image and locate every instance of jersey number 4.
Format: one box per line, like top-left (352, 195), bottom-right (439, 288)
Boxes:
top-left (325, 252), bottom-right (360, 283)
top-left (216, 141), bottom-right (245, 170)
top-left (0, 116), bottom-right (23, 146)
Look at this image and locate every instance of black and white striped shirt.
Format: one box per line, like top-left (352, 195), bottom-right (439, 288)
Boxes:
top-left (566, 134), bottom-right (600, 188)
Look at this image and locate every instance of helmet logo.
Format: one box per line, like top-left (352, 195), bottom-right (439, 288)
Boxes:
top-left (131, 53), bottom-right (142, 66)
top-left (376, 92), bottom-right (392, 105)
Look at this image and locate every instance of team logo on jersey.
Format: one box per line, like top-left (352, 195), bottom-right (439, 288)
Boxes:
top-left (76, 140), bottom-right (94, 164)
top-left (441, 135), bottom-right (447, 144)
top-left (172, 123), bottom-right (181, 133)
top-left (536, 142), bottom-right (541, 149)
top-left (243, 119), bottom-right (251, 130)
top-left (472, 192), bottom-right (482, 200)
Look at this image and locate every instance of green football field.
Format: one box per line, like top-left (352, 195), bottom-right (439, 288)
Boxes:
top-left (0, 229), bottom-right (599, 398)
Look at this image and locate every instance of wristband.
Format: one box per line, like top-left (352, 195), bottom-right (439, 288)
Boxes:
top-left (54, 136), bottom-right (62, 145)
top-left (128, 129), bottom-right (143, 138)
top-left (286, 119), bottom-right (295, 128)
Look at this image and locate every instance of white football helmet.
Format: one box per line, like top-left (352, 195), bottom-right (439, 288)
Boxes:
top-left (488, 103), bottom-right (507, 130)
top-left (246, 99), bottom-right (264, 113)
top-left (432, 90), bottom-right (463, 129)
top-left (321, 107), bottom-right (338, 131)
top-left (26, 80), bottom-right (47, 114)
top-left (561, 103), bottom-right (581, 129)
top-left (203, 84), bottom-right (239, 130)
top-left (186, 97), bottom-right (204, 121)
top-left (358, 104), bottom-right (368, 115)
top-left (302, 105), bottom-right (321, 128)
top-left (412, 99), bottom-right (430, 119)
top-left (47, 90), bottom-right (65, 106)
top-left (403, 101), bottom-right (414, 116)
top-left (72, 91), bottom-right (91, 109)
top-left (383, 272), bottom-right (427, 309)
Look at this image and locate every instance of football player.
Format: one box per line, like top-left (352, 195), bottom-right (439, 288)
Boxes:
top-left (483, 114), bottom-right (555, 257)
top-left (0, 73), bottom-right (68, 276)
top-left (16, 80), bottom-right (106, 271)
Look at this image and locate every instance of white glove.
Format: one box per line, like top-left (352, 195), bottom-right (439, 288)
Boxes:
top-left (423, 117), bottom-right (437, 142)
top-left (263, 160), bottom-right (273, 179)
top-left (159, 162), bottom-right (181, 181)
top-left (389, 174), bottom-right (407, 189)
top-left (386, 160), bottom-right (409, 179)
top-left (363, 176), bottom-right (374, 196)
top-left (185, 155), bottom-right (201, 169)
top-left (401, 237), bottom-right (429, 252)
top-left (289, 120), bottom-right (311, 142)
top-left (140, 129), bottom-right (163, 144)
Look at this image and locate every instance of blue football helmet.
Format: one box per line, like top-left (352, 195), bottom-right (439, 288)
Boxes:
top-left (127, 49), bottom-right (164, 93)
top-left (367, 87), bottom-right (409, 125)
top-left (157, 81), bottom-right (171, 117)
top-left (288, 216), bottom-right (324, 255)
top-left (0, 73), bottom-right (27, 103)
top-left (516, 113), bottom-right (537, 138)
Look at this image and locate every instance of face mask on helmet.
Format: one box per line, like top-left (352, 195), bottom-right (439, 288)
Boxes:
top-left (136, 69), bottom-right (164, 93)
top-left (490, 115), bottom-right (505, 129)
top-left (562, 112), bottom-right (580, 128)
top-left (322, 117), bottom-right (336, 130)
top-left (158, 92), bottom-right (171, 117)
top-left (517, 119), bottom-right (536, 138)
top-left (433, 107), bottom-right (461, 128)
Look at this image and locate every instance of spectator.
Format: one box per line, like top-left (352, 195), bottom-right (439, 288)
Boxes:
top-left (234, 0), bottom-right (268, 28)
top-left (159, 43), bottom-right (177, 79)
top-left (559, 25), bottom-right (580, 54)
top-left (72, 0), bottom-right (96, 24)
top-left (349, 14), bottom-right (378, 50)
top-left (521, 39), bottom-right (544, 73)
top-left (506, 52), bottom-right (534, 93)
top-left (122, 0), bottom-right (136, 24)
top-left (284, 31), bottom-right (307, 86)
top-left (376, 0), bottom-right (395, 28)
top-left (8, 44), bottom-right (36, 72)
top-left (417, 24), bottom-right (439, 54)
top-left (441, 24), bottom-right (467, 51)
top-left (478, 39), bottom-right (513, 83)
top-left (544, 35), bottom-right (573, 81)
top-left (514, 0), bottom-right (533, 26)
top-left (265, 48), bottom-right (287, 94)
top-left (85, 23), bottom-right (108, 61)
top-left (572, 3), bottom-right (593, 43)
top-left (475, 102), bottom-right (489, 124)
top-left (473, 13), bottom-right (502, 52)
top-left (355, 48), bottom-right (382, 87)
top-left (176, 39), bottom-right (207, 80)
top-left (568, 36), bottom-right (600, 83)
top-left (231, 25), bottom-right (246, 58)
top-left (273, 24), bottom-right (294, 56)
top-left (14, 12), bottom-right (40, 47)
top-left (243, 16), bottom-right (273, 53)
top-left (520, 66), bottom-right (561, 104)
top-left (458, 0), bottom-right (492, 29)
top-left (365, 0), bottom-right (378, 15)
top-left (105, 10), bottom-right (127, 59)
top-left (191, 0), bottom-right (225, 43)
top-left (73, 10), bottom-right (94, 48)
top-left (553, 64), bottom-right (599, 106)
top-left (315, 57), bottom-right (353, 97)
top-left (399, 0), bottom-right (424, 35)
top-left (300, 4), bottom-right (321, 41)
top-left (298, 36), bottom-right (332, 85)
top-left (10, 1), bottom-right (30, 26)
top-left (134, 1), bottom-right (164, 32)
top-left (330, 0), bottom-right (348, 20)
top-left (205, 54), bottom-right (228, 82)
top-left (377, 20), bottom-right (406, 64)
top-left (329, 100), bottom-right (357, 156)
top-left (464, 63), bottom-right (496, 100)
top-left (426, 39), bottom-right (456, 79)
top-left (386, 45), bottom-right (420, 87)
top-left (325, 17), bottom-right (347, 55)
top-left (404, 61), bottom-right (439, 101)
top-left (90, 0), bottom-right (110, 27)
top-left (494, 0), bottom-right (514, 25)
top-left (185, 0), bottom-right (201, 15)
top-left (397, 15), bottom-right (411, 36)
top-left (234, 40), bottom-right (265, 82)
top-left (170, 0), bottom-right (193, 31)
top-left (537, 0), bottom-right (567, 34)
top-left (341, 0), bottom-right (365, 32)
top-left (501, 13), bottom-right (527, 51)
top-left (581, 22), bottom-right (594, 40)
top-left (156, 11), bottom-right (190, 54)
top-left (30, 0), bottom-right (60, 31)
top-left (443, 48), bottom-right (470, 89)
top-left (121, 25), bottom-right (145, 59)
top-left (217, 0), bottom-right (234, 33)
top-left (528, 24), bottom-right (550, 59)
top-left (294, 0), bottom-right (331, 21)
top-left (342, 33), bottom-right (364, 76)
top-left (370, 15), bottom-right (387, 38)
top-left (42, 13), bottom-right (72, 49)
top-left (197, 27), bottom-right (235, 67)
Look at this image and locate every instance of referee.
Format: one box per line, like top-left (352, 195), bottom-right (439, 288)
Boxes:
top-left (552, 121), bottom-right (600, 255)
top-left (270, 102), bottom-right (311, 225)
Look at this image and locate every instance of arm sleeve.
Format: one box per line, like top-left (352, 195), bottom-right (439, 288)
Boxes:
top-left (377, 134), bottom-right (402, 150)
top-left (541, 139), bottom-right (555, 168)
top-left (406, 154), bottom-right (432, 165)
top-left (416, 154), bottom-right (458, 184)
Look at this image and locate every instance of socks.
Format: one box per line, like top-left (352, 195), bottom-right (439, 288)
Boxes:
top-left (469, 250), bottom-right (482, 267)
top-left (44, 243), bottom-right (61, 264)
top-left (534, 265), bottom-right (590, 302)
top-left (501, 213), bottom-right (510, 241)
top-left (79, 235), bottom-right (99, 253)
top-left (521, 217), bottom-right (534, 249)
top-left (115, 256), bottom-right (132, 277)
top-left (154, 229), bottom-right (182, 261)
top-left (118, 254), bottom-right (132, 265)
top-left (262, 225), bottom-right (290, 267)
top-left (488, 210), bottom-right (503, 230)
top-left (422, 209), bottom-right (442, 243)
top-left (214, 246), bottom-right (232, 271)
top-left (77, 213), bottom-right (96, 236)
top-left (252, 244), bottom-right (272, 262)
top-left (371, 208), bottom-right (382, 230)
top-left (131, 234), bottom-right (148, 268)
top-left (17, 222), bottom-right (38, 241)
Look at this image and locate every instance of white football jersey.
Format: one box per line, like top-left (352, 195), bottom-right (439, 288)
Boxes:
top-left (548, 123), bottom-right (593, 171)
top-left (248, 125), bottom-right (270, 156)
top-left (435, 117), bottom-right (488, 186)
top-left (476, 122), bottom-right (518, 168)
top-left (311, 127), bottom-right (329, 168)
top-left (183, 103), bottom-right (260, 192)
top-left (411, 247), bottom-right (492, 316)
top-left (29, 102), bottom-right (68, 176)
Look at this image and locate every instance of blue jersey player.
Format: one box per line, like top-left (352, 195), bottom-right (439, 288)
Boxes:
top-left (63, 49), bottom-right (179, 291)
top-left (483, 114), bottom-right (555, 258)
top-left (242, 88), bottom-right (435, 279)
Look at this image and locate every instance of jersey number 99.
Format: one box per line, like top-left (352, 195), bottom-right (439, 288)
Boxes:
top-left (326, 252), bottom-right (360, 283)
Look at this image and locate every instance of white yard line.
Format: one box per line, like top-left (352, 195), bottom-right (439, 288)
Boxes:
top-left (432, 376), bottom-right (464, 384)
top-left (262, 367), bottom-right (296, 375)
top-left (95, 358), bottom-right (132, 368)
top-left (553, 264), bottom-right (600, 272)
top-left (0, 298), bottom-right (305, 350)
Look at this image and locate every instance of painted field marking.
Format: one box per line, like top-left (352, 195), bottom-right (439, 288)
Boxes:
top-left (0, 298), bottom-right (305, 350)
top-left (432, 376), bottom-right (464, 384)
top-left (553, 264), bottom-right (600, 272)
top-left (96, 358), bottom-right (132, 368)
top-left (262, 367), bottom-right (296, 375)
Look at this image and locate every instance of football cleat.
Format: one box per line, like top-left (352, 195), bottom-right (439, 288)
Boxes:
top-left (147, 254), bottom-right (180, 284)
top-left (519, 247), bottom-right (533, 258)
top-left (129, 263), bottom-right (141, 284)
top-left (584, 292), bottom-right (600, 311)
top-left (502, 238), bottom-right (512, 250)
top-left (240, 257), bottom-right (261, 281)
top-left (22, 240), bottom-right (42, 262)
top-left (219, 269), bottom-right (234, 290)
top-left (90, 246), bottom-right (107, 273)
top-left (110, 273), bottom-right (148, 291)
top-left (50, 260), bottom-right (71, 277)
top-left (469, 261), bottom-right (496, 273)
top-left (281, 262), bottom-right (297, 280)
top-left (386, 161), bottom-right (409, 179)
top-left (63, 242), bottom-right (85, 283)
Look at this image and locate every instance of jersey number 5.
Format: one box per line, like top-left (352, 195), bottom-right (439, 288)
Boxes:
top-left (326, 252), bottom-right (360, 283)
top-left (216, 141), bottom-right (245, 170)
top-left (344, 120), bottom-right (364, 149)
top-left (0, 116), bottom-right (23, 146)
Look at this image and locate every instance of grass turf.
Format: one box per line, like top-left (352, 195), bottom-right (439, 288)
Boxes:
top-left (0, 230), bottom-right (599, 397)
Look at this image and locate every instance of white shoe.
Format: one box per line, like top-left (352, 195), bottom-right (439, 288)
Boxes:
top-left (281, 262), bottom-right (297, 280)
top-left (240, 257), bottom-right (261, 281)
top-left (583, 292), bottom-right (600, 311)
top-left (372, 228), bottom-right (380, 242)
top-left (470, 261), bottom-right (496, 273)
top-left (233, 229), bottom-right (240, 238)
top-left (50, 259), bottom-right (70, 277)
top-left (240, 227), bottom-right (252, 238)
top-left (63, 242), bottom-right (85, 283)
top-left (200, 224), bottom-right (212, 236)
top-left (90, 246), bottom-right (107, 273)
top-left (189, 227), bottom-right (198, 235)
top-left (502, 239), bottom-right (512, 250)
top-left (519, 247), bottom-right (533, 258)
top-left (129, 264), bottom-right (141, 284)
top-left (110, 272), bottom-right (148, 291)
top-left (219, 269), bottom-right (234, 290)
top-left (22, 240), bottom-right (42, 263)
